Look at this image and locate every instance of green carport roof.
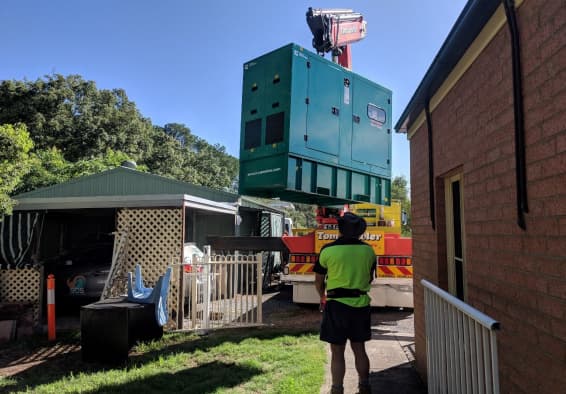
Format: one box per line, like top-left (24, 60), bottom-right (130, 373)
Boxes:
top-left (14, 166), bottom-right (239, 203)
top-left (12, 166), bottom-right (242, 213)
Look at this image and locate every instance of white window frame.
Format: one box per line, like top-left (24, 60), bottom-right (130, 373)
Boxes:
top-left (445, 173), bottom-right (467, 301)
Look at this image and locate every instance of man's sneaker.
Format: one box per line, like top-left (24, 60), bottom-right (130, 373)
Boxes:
top-left (330, 384), bottom-right (344, 394)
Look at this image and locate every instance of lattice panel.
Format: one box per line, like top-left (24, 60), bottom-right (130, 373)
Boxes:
top-left (107, 208), bottom-right (183, 328)
top-left (0, 268), bottom-right (41, 325)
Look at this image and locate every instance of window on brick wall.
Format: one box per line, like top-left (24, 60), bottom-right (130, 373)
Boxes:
top-left (445, 173), bottom-right (467, 301)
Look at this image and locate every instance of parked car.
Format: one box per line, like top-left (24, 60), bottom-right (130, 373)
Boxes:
top-left (44, 243), bottom-right (113, 310)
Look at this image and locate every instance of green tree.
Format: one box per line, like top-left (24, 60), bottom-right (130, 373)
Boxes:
top-left (186, 143), bottom-right (237, 188)
top-left (69, 149), bottom-right (143, 179)
top-left (163, 123), bottom-right (194, 147)
top-left (282, 203), bottom-right (316, 229)
top-left (143, 125), bottom-right (187, 180)
top-left (148, 124), bottom-right (238, 190)
top-left (0, 124), bottom-right (34, 215)
top-left (0, 74), bottom-right (153, 162)
top-left (0, 75), bottom-right (240, 194)
top-left (14, 148), bottom-right (140, 195)
top-left (391, 175), bottom-right (411, 236)
top-left (16, 147), bottom-right (71, 194)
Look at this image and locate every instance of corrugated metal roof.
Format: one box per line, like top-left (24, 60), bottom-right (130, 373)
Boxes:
top-left (13, 166), bottom-right (239, 203)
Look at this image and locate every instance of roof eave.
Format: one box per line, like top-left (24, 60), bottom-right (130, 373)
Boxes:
top-left (14, 194), bottom-right (238, 215)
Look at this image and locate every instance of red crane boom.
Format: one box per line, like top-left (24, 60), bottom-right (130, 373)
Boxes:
top-left (306, 7), bottom-right (367, 69)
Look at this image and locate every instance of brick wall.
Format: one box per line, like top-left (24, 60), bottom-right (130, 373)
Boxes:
top-left (410, 1), bottom-right (566, 392)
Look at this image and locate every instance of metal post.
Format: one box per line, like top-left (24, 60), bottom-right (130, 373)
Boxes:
top-left (256, 253), bottom-right (263, 324)
top-left (191, 270), bottom-right (197, 329)
top-left (202, 246), bottom-right (211, 330)
top-left (203, 261), bottom-right (210, 330)
top-left (490, 331), bottom-right (500, 393)
top-left (47, 274), bottom-right (56, 341)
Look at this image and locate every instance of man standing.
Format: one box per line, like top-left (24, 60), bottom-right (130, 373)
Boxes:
top-left (314, 212), bottom-right (376, 394)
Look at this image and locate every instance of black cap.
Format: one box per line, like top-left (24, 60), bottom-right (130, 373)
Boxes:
top-left (338, 212), bottom-right (367, 239)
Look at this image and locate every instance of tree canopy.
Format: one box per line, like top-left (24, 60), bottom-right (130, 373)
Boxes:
top-left (391, 175), bottom-right (411, 236)
top-left (0, 74), bottom-right (238, 195)
top-left (0, 75), bottom-right (152, 161)
top-left (0, 124), bottom-right (33, 215)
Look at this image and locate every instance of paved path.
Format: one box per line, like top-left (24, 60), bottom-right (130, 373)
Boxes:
top-left (320, 309), bottom-right (427, 394)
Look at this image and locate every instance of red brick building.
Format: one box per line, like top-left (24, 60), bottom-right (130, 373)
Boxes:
top-left (395, 0), bottom-right (565, 392)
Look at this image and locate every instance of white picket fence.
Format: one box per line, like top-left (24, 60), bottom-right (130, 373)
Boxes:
top-left (422, 279), bottom-right (500, 394)
top-left (181, 250), bottom-right (263, 331)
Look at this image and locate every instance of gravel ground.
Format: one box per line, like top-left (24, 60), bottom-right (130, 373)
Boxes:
top-left (261, 285), bottom-right (323, 330)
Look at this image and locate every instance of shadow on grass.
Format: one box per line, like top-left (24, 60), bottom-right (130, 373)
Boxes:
top-left (127, 325), bottom-right (319, 368)
top-left (2, 359), bottom-right (261, 394)
top-left (89, 360), bottom-right (262, 394)
top-left (1, 326), bottom-right (317, 393)
top-left (1, 286), bottom-right (324, 392)
top-left (0, 330), bottom-right (81, 369)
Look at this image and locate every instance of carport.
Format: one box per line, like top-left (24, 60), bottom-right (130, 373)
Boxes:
top-left (1, 164), bottom-right (282, 331)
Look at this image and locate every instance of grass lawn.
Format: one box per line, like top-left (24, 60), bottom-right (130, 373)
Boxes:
top-left (0, 327), bottom-right (326, 393)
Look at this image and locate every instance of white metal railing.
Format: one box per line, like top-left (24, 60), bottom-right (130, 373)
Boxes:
top-left (422, 279), bottom-right (500, 394)
top-left (182, 249), bottom-right (263, 331)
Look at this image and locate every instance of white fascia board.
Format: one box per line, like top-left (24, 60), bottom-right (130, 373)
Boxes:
top-left (14, 194), bottom-right (238, 215)
top-left (182, 194), bottom-right (237, 215)
top-left (14, 194), bottom-right (184, 211)
top-left (14, 194), bottom-right (186, 210)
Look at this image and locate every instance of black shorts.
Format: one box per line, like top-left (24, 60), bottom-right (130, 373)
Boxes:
top-left (320, 300), bottom-right (371, 345)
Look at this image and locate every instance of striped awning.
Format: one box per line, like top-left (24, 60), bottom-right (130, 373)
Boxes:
top-left (0, 212), bottom-right (42, 268)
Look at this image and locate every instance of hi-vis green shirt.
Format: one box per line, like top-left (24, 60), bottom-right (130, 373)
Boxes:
top-left (314, 238), bottom-right (377, 307)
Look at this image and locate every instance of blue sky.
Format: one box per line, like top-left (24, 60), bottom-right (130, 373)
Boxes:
top-left (0, 0), bottom-right (466, 181)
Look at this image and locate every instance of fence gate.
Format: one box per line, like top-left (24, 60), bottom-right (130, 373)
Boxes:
top-left (181, 250), bottom-right (263, 331)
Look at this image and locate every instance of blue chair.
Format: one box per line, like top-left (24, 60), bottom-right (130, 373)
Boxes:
top-left (127, 265), bottom-right (153, 301)
top-left (127, 265), bottom-right (172, 326)
top-left (155, 267), bottom-right (171, 327)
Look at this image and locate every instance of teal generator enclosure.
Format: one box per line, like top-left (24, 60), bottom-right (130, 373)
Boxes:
top-left (239, 43), bottom-right (392, 206)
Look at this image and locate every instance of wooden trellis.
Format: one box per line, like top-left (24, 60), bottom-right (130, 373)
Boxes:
top-left (0, 268), bottom-right (42, 327)
top-left (103, 208), bottom-right (183, 329)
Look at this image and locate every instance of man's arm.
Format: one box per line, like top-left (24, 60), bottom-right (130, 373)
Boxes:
top-left (369, 255), bottom-right (377, 284)
top-left (313, 250), bottom-right (328, 299)
top-left (314, 273), bottom-right (325, 298)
